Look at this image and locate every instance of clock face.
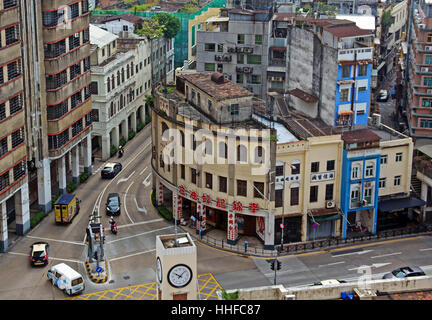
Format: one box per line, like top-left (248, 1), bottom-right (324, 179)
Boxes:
top-left (167, 264), bottom-right (192, 288)
top-left (156, 257), bottom-right (162, 283)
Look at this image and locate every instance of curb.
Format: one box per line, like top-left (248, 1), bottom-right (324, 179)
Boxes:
top-left (85, 259), bottom-right (109, 283)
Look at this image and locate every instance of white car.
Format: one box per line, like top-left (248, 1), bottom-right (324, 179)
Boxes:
top-left (376, 90), bottom-right (388, 102)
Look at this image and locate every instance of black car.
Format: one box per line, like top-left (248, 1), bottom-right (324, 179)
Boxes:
top-left (30, 242), bottom-right (50, 266)
top-left (101, 163), bottom-right (122, 179)
top-left (382, 266), bottom-right (426, 279)
top-left (106, 193), bottom-right (121, 216)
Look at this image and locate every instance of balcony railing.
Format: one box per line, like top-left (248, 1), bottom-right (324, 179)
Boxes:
top-left (338, 47), bottom-right (373, 61)
top-left (269, 58), bottom-right (286, 66)
top-left (414, 156), bottom-right (432, 179)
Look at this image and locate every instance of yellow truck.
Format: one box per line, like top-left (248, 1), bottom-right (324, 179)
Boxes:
top-left (54, 194), bottom-right (80, 224)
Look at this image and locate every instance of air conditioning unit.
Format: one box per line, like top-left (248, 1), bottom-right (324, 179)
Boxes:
top-left (223, 55), bottom-right (231, 62)
top-left (271, 76), bottom-right (283, 82)
top-left (427, 89), bottom-right (432, 94)
top-left (74, 32), bottom-right (80, 38)
top-left (236, 47), bottom-right (244, 53)
top-left (422, 67), bottom-right (429, 72)
top-left (244, 47), bottom-right (254, 54)
top-left (236, 66), bottom-right (244, 73)
top-left (215, 55), bottom-right (222, 61)
top-left (243, 67), bottom-right (252, 73)
top-left (361, 199), bottom-right (369, 206)
top-left (227, 47), bottom-right (235, 53)
top-left (419, 24), bottom-right (426, 29)
top-left (326, 200), bottom-right (336, 209)
top-left (426, 46), bottom-right (432, 51)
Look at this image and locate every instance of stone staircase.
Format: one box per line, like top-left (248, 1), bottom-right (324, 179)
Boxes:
top-left (411, 172), bottom-right (422, 197)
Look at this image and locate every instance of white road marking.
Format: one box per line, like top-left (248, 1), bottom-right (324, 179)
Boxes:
top-left (139, 166), bottom-right (148, 175)
top-left (318, 261), bottom-right (346, 268)
top-left (348, 262), bottom-right (392, 271)
top-left (106, 226), bottom-right (172, 244)
top-left (134, 197), bottom-right (147, 214)
top-left (109, 249), bottom-right (156, 262)
top-left (7, 252), bottom-right (81, 264)
top-left (26, 235), bottom-right (84, 246)
top-left (419, 248), bottom-right (432, 251)
top-left (332, 249), bottom-right (374, 257)
top-left (142, 173), bottom-right (152, 186)
top-left (116, 218), bottom-right (164, 229)
top-left (371, 252), bottom-right (401, 259)
top-left (124, 182), bottom-right (135, 224)
top-left (117, 171), bottom-right (136, 185)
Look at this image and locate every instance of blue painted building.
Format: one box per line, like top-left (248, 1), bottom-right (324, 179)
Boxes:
top-left (340, 129), bottom-right (381, 238)
top-left (335, 58), bottom-right (372, 127)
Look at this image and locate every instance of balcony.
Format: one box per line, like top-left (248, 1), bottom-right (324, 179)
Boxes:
top-left (214, 54), bottom-right (232, 62)
top-left (269, 58), bottom-right (285, 67)
top-left (338, 47), bottom-right (373, 61)
top-left (414, 155), bottom-right (432, 180)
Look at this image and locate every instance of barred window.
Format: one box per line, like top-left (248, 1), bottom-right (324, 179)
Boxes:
top-left (70, 3), bottom-right (79, 19)
top-left (3, 0), bottom-right (18, 9)
top-left (0, 137), bottom-right (8, 157)
top-left (69, 34), bottom-right (81, 51)
top-left (70, 62), bottom-right (82, 80)
top-left (42, 9), bottom-right (65, 27)
top-left (72, 118), bottom-right (83, 137)
top-left (84, 85), bottom-right (91, 100)
top-left (47, 100), bottom-right (68, 120)
top-left (0, 67), bottom-right (3, 84)
top-left (0, 171), bottom-right (9, 192)
top-left (82, 28), bottom-right (90, 43)
top-left (85, 112), bottom-right (92, 127)
top-left (82, 0), bottom-right (89, 14)
top-left (5, 25), bottom-right (20, 46)
top-left (46, 70), bottom-right (67, 90)
top-left (13, 161), bottom-right (26, 181)
top-left (70, 90), bottom-right (82, 109)
top-left (7, 60), bottom-right (21, 81)
top-left (44, 39), bottom-right (66, 59)
top-left (48, 130), bottom-right (69, 150)
top-left (0, 103), bottom-right (5, 120)
top-left (92, 109), bottom-right (99, 122)
top-left (11, 128), bottom-right (24, 148)
top-left (9, 94), bottom-right (22, 115)
top-left (83, 57), bottom-right (90, 72)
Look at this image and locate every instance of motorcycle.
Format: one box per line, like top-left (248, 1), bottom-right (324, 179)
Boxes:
top-left (118, 148), bottom-right (124, 158)
top-left (110, 219), bottom-right (118, 235)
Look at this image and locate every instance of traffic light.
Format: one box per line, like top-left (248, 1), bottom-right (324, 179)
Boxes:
top-left (270, 260), bottom-right (275, 270)
top-left (276, 260), bottom-right (281, 270)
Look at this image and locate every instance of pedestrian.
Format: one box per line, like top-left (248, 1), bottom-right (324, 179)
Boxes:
top-left (190, 215), bottom-right (196, 228)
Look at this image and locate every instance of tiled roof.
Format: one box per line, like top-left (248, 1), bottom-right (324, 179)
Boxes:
top-left (180, 72), bottom-right (253, 101)
top-left (104, 13), bottom-right (144, 25)
top-left (288, 88), bottom-right (318, 103)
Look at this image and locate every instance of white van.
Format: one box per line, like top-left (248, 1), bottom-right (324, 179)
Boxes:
top-left (47, 263), bottom-right (85, 295)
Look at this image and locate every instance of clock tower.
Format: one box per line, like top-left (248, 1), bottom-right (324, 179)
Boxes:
top-left (155, 233), bottom-right (197, 300)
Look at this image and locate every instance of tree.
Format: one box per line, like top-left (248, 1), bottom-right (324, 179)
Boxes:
top-left (155, 13), bottom-right (180, 39)
top-left (381, 10), bottom-right (394, 29)
top-left (123, 0), bottom-right (137, 8)
top-left (134, 18), bottom-right (165, 39)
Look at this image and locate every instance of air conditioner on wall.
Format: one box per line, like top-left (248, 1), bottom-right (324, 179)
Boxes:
top-left (271, 76), bottom-right (283, 82)
top-left (426, 46), bottom-right (432, 51)
top-left (227, 47), bottom-right (235, 53)
top-left (361, 199), bottom-right (369, 206)
top-left (419, 24), bottom-right (426, 29)
top-left (326, 200), bottom-right (336, 209)
top-left (428, 89), bottom-right (432, 94)
top-left (422, 67), bottom-right (429, 72)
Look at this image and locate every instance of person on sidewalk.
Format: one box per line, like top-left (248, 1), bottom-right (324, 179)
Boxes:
top-left (190, 215), bottom-right (197, 228)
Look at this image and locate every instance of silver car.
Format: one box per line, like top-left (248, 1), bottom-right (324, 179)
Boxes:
top-left (382, 266), bottom-right (425, 279)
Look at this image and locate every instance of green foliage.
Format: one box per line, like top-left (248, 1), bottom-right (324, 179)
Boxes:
top-left (145, 114), bottom-right (152, 124)
top-left (137, 121), bottom-right (145, 132)
top-left (221, 289), bottom-right (240, 300)
top-left (270, 135), bottom-right (278, 143)
top-left (66, 181), bottom-right (78, 193)
top-left (132, 4), bottom-right (152, 11)
top-left (381, 10), bottom-right (394, 28)
top-left (31, 211), bottom-right (46, 229)
top-left (157, 205), bottom-right (173, 221)
top-left (145, 94), bottom-right (154, 107)
top-left (155, 13), bottom-right (181, 39)
top-left (119, 137), bottom-right (127, 147)
top-left (124, 0), bottom-right (138, 8)
top-left (135, 18), bottom-right (165, 38)
top-left (110, 145), bottom-right (117, 157)
top-left (52, 194), bottom-right (60, 205)
top-left (128, 130), bottom-right (136, 140)
top-left (79, 172), bottom-right (90, 183)
top-left (178, 3), bottom-right (199, 13)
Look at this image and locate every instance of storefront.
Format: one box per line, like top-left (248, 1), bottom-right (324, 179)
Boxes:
top-left (307, 208), bottom-right (341, 241)
top-left (377, 196), bottom-right (426, 231)
top-left (275, 215), bottom-right (302, 244)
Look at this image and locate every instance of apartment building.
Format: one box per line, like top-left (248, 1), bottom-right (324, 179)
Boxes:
top-left (0, 0), bottom-right (30, 252)
top-left (407, 0), bottom-right (432, 138)
top-left (90, 25), bottom-right (152, 160)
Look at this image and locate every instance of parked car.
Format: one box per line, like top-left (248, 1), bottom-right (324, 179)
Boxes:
top-left (376, 89), bottom-right (389, 102)
top-left (101, 162), bottom-right (122, 179)
top-left (30, 242), bottom-right (50, 266)
top-left (382, 266), bottom-right (425, 279)
top-left (106, 193), bottom-right (121, 216)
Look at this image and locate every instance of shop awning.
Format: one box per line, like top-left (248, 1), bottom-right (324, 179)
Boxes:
top-left (308, 208), bottom-right (342, 223)
top-left (308, 213), bottom-right (341, 223)
top-left (379, 197), bottom-right (426, 212)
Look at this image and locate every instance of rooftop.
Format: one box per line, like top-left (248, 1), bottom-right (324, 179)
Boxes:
top-left (104, 13), bottom-right (144, 25)
top-left (342, 128), bottom-right (381, 144)
top-left (179, 72), bottom-right (254, 101)
top-left (90, 24), bottom-right (118, 48)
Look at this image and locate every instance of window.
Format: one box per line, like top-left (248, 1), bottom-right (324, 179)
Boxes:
top-left (351, 188), bottom-right (360, 205)
top-left (204, 63), bottom-right (215, 72)
top-left (276, 165), bottom-right (284, 176)
top-left (231, 104), bottom-right (239, 115)
top-left (237, 180), bottom-right (247, 197)
top-left (395, 152), bottom-right (403, 162)
top-left (358, 64), bottom-right (367, 77)
top-left (380, 155), bottom-right (388, 165)
top-left (47, 100), bottom-right (68, 120)
top-left (204, 43), bottom-right (215, 52)
top-left (394, 175), bottom-right (401, 186)
top-left (379, 178), bottom-right (386, 189)
top-left (11, 128), bottom-right (24, 148)
top-left (352, 164), bottom-right (360, 179)
top-left (365, 162), bottom-right (375, 177)
top-left (205, 172), bottom-right (213, 189)
top-left (325, 184), bottom-right (334, 201)
top-left (0, 103), bottom-right (5, 121)
top-left (236, 73), bottom-right (243, 84)
top-left (237, 144), bottom-right (247, 162)
top-left (219, 176), bottom-right (227, 193)
top-left (358, 86), bottom-right (367, 92)
top-left (254, 146), bottom-right (264, 164)
top-left (275, 189), bottom-right (283, 208)
top-left (426, 56), bottom-right (432, 65)
top-left (255, 35), bottom-right (263, 45)
top-left (340, 88), bottom-right (350, 102)
top-left (290, 187), bottom-right (299, 206)
top-left (247, 55), bottom-right (261, 64)
top-left (0, 170), bottom-right (10, 192)
top-left (364, 186), bottom-right (373, 204)
top-left (427, 33), bottom-right (432, 43)
top-left (13, 161), bottom-right (26, 181)
top-left (191, 168), bottom-right (197, 184)
top-left (250, 74), bottom-right (261, 84)
top-left (180, 164), bottom-right (185, 180)
top-left (217, 44), bottom-right (223, 52)
top-left (422, 98), bottom-right (432, 107)
top-left (424, 76), bottom-right (432, 87)
top-left (420, 119), bottom-right (432, 128)
top-left (91, 109), bottom-right (99, 122)
top-left (205, 138), bottom-right (212, 155)
top-left (0, 137), bottom-right (8, 157)
top-left (237, 54), bottom-right (244, 64)
top-left (218, 141), bottom-right (227, 159)
top-left (311, 162), bottom-right (319, 173)
top-left (5, 25), bottom-right (20, 46)
top-left (309, 185), bottom-right (318, 203)
top-left (254, 182), bottom-right (264, 198)
top-left (237, 34), bottom-right (245, 44)
top-left (9, 94), bottom-right (22, 115)
top-left (342, 65), bottom-right (350, 78)
top-left (326, 160), bottom-right (335, 171)
top-left (91, 81), bottom-right (98, 95)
